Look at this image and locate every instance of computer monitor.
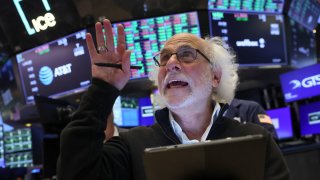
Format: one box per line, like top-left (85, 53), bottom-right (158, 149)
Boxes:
top-left (208, 12), bottom-right (287, 66)
top-left (111, 11), bottom-right (201, 79)
top-left (288, 20), bottom-right (317, 68)
top-left (280, 63), bottom-right (320, 102)
top-left (299, 101), bottom-right (320, 136)
top-left (266, 107), bottom-right (294, 140)
top-left (0, 59), bottom-right (22, 121)
top-left (207, 0), bottom-right (285, 14)
top-left (4, 127), bottom-right (43, 168)
top-left (14, 29), bottom-right (92, 104)
top-left (113, 96), bottom-right (154, 127)
top-left (288, 0), bottom-right (320, 31)
top-left (0, 125), bottom-right (4, 168)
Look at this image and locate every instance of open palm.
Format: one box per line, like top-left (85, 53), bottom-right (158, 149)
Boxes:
top-left (86, 19), bottom-right (131, 90)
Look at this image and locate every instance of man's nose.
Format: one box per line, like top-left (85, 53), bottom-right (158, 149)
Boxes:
top-left (165, 54), bottom-right (181, 72)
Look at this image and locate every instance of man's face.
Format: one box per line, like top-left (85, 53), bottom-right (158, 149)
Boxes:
top-left (157, 34), bottom-right (218, 109)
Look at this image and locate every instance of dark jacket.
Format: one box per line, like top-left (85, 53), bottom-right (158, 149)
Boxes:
top-left (225, 99), bottom-right (278, 139)
top-left (58, 79), bottom-right (291, 180)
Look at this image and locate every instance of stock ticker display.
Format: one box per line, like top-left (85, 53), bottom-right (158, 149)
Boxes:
top-left (112, 11), bottom-right (201, 78)
top-left (288, 0), bottom-right (320, 31)
top-left (209, 12), bottom-right (287, 66)
top-left (4, 128), bottom-right (33, 168)
top-left (15, 29), bottom-right (92, 104)
top-left (208, 0), bottom-right (285, 13)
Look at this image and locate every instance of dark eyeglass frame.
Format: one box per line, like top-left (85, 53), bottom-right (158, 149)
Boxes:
top-left (153, 48), bottom-right (211, 67)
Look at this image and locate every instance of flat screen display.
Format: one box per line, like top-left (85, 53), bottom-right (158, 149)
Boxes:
top-left (280, 63), bottom-right (320, 102)
top-left (299, 101), bottom-right (320, 136)
top-left (289, 20), bottom-right (317, 68)
top-left (208, 0), bottom-right (285, 14)
top-left (288, 0), bottom-right (320, 31)
top-left (0, 59), bottom-right (22, 121)
top-left (113, 96), bottom-right (154, 127)
top-left (266, 107), bottom-right (293, 140)
top-left (4, 128), bottom-right (33, 168)
top-left (0, 125), bottom-right (4, 168)
top-left (15, 29), bottom-right (92, 104)
top-left (208, 12), bottom-right (287, 66)
top-left (112, 11), bottom-right (201, 79)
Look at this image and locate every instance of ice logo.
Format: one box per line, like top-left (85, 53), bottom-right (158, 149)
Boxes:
top-left (289, 74), bottom-right (320, 90)
top-left (39, 66), bottom-right (53, 85)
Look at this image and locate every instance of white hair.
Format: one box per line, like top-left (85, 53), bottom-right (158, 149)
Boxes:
top-left (148, 36), bottom-right (239, 108)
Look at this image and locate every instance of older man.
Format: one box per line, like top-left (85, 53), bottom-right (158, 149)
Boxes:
top-left (58, 19), bottom-right (290, 180)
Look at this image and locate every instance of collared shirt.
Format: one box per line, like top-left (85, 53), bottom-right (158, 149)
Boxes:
top-left (169, 103), bottom-right (221, 144)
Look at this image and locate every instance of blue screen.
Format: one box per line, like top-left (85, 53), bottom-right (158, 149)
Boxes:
top-left (266, 107), bottom-right (294, 140)
top-left (299, 101), bottom-right (320, 136)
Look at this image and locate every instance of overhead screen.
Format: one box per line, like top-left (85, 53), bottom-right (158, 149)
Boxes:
top-left (15, 29), bottom-right (92, 104)
top-left (112, 11), bottom-right (201, 79)
top-left (280, 63), bottom-right (320, 103)
top-left (266, 107), bottom-right (293, 140)
top-left (0, 59), bottom-right (22, 121)
top-left (289, 20), bottom-right (317, 68)
top-left (288, 0), bottom-right (320, 31)
top-left (209, 12), bottom-right (287, 66)
top-left (299, 101), bottom-right (320, 136)
top-left (208, 0), bottom-right (285, 13)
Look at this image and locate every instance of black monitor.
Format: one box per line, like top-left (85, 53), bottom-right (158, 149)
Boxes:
top-left (14, 29), bottom-right (92, 104)
top-left (110, 11), bottom-right (201, 79)
top-left (208, 12), bottom-right (287, 66)
top-left (0, 59), bottom-right (22, 122)
top-left (207, 0), bottom-right (285, 14)
top-left (288, 20), bottom-right (317, 68)
top-left (288, 0), bottom-right (320, 31)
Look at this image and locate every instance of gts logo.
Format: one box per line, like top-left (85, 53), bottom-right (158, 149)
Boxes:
top-left (289, 74), bottom-right (320, 89)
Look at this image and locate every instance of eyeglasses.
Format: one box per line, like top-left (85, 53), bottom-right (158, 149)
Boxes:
top-left (153, 47), bottom-right (211, 67)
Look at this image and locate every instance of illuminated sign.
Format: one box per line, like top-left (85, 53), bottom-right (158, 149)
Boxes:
top-left (280, 63), bottom-right (320, 102)
top-left (13, 0), bottom-right (56, 35)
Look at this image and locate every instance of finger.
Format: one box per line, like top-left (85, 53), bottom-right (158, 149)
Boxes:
top-left (86, 33), bottom-right (98, 62)
top-left (95, 22), bottom-right (105, 49)
top-left (103, 19), bottom-right (115, 52)
top-left (122, 50), bottom-right (132, 75)
top-left (117, 24), bottom-right (126, 56)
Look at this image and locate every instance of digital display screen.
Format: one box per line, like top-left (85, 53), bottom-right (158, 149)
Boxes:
top-left (288, 0), bottom-right (320, 31)
top-left (209, 12), bottom-right (287, 66)
top-left (112, 11), bottom-right (201, 79)
top-left (289, 20), bottom-right (317, 68)
top-left (0, 125), bottom-right (4, 168)
top-left (4, 128), bottom-right (32, 153)
top-left (208, 0), bottom-right (285, 13)
top-left (299, 101), bottom-right (320, 136)
top-left (113, 96), bottom-right (154, 127)
top-left (280, 63), bottom-right (320, 102)
top-left (4, 128), bottom-right (33, 168)
top-left (266, 107), bottom-right (293, 140)
top-left (5, 151), bottom-right (33, 168)
top-left (15, 29), bottom-right (92, 104)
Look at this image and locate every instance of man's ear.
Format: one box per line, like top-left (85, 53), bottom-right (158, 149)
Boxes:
top-left (212, 69), bottom-right (221, 88)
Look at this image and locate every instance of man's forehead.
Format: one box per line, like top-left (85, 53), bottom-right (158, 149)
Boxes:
top-left (163, 33), bottom-right (205, 50)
